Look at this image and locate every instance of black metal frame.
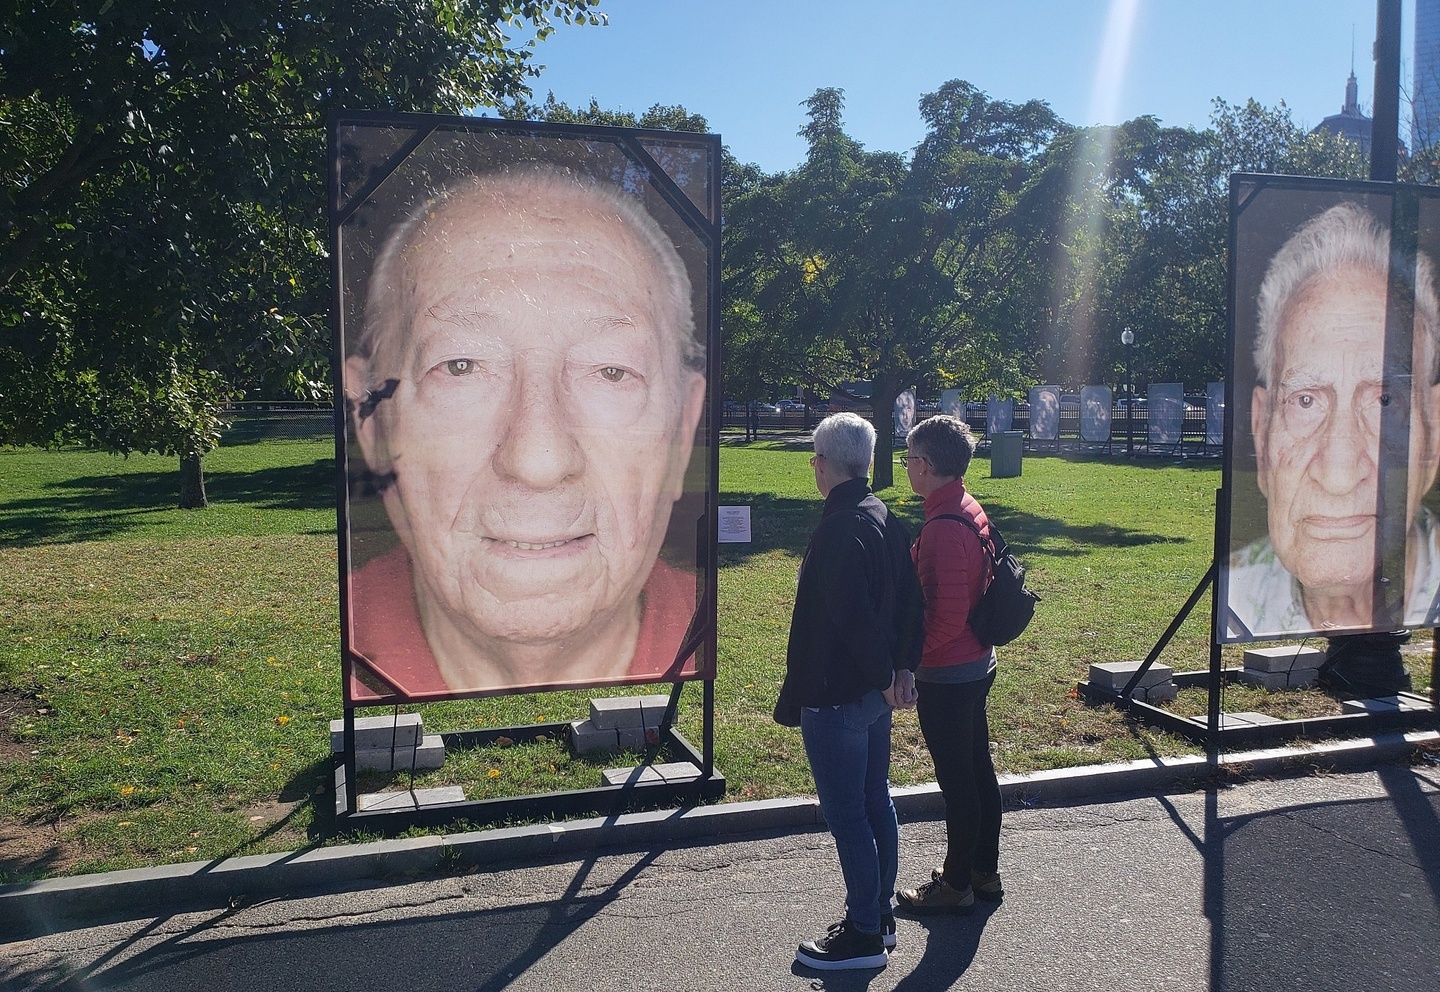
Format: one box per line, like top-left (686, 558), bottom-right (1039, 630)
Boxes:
top-left (331, 682), bottom-right (724, 833)
top-left (1078, 489), bottom-right (1438, 753)
top-left (325, 111), bottom-right (726, 826)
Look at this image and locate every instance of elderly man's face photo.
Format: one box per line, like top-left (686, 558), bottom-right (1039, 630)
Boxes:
top-left (346, 174), bottom-right (707, 694)
top-left (1226, 188), bottom-right (1440, 641)
top-left (1252, 266), bottom-right (1395, 597)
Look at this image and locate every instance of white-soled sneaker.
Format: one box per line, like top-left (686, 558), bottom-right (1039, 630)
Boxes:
top-left (795, 918), bottom-right (888, 971)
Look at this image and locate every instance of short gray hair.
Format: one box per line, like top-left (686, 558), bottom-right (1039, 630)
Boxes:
top-left (355, 164), bottom-right (704, 376)
top-left (813, 412), bottom-right (875, 481)
top-left (1255, 201), bottom-right (1440, 387)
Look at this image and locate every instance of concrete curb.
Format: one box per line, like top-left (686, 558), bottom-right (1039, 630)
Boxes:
top-left (3, 729), bottom-right (1437, 940)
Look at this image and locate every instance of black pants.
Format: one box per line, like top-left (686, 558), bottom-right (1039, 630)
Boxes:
top-left (916, 670), bottom-right (1002, 885)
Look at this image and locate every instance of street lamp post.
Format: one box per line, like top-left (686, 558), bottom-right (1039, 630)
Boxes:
top-left (1121, 328), bottom-right (1135, 456)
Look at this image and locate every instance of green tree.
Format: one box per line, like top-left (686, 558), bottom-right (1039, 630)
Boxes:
top-left (1051, 99), bottom-right (1366, 396)
top-left (726, 83), bottom-right (1067, 488)
top-left (1, 0), bottom-right (603, 506)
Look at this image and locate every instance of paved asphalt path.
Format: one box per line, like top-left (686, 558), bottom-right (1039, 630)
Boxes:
top-left (3, 763), bottom-right (1438, 992)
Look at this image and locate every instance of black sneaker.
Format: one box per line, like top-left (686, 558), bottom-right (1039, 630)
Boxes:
top-left (881, 911), bottom-right (897, 950)
top-left (795, 918), bottom-right (888, 971)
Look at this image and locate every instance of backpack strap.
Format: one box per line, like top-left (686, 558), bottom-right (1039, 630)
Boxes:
top-left (919, 511), bottom-right (1000, 561)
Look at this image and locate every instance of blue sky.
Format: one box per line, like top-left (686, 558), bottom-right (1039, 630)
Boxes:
top-left (519, 0), bottom-right (1415, 173)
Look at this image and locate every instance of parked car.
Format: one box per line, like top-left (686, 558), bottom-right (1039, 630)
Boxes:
top-left (777, 399), bottom-right (805, 411)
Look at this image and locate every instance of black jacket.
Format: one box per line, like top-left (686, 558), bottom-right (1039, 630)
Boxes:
top-left (774, 477), bottom-right (924, 726)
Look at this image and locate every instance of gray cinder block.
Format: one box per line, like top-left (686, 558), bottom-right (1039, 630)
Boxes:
top-left (602, 765), bottom-right (665, 787)
top-left (600, 761), bottom-right (701, 789)
top-left (330, 713), bottom-right (423, 752)
top-left (1234, 668), bottom-right (1320, 690)
top-left (589, 697), bottom-right (649, 730)
top-left (357, 786), bottom-right (466, 812)
top-left (1242, 645), bottom-right (1324, 674)
top-left (615, 725), bottom-right (645, 750)
top-left (569, 718), bottom-right (619, 755)
top-left (353, 734), bottom-right (446, 772)
top-left (1227, 711), bottom-right (1284, 725)
top-left (1090, 661), bottom-right (1174, 691)
top-left (1131, 681), bottom-right (1178, 704)
top-left (1336, 696), bottom-right (1405, 711)
top-left (638, 694), bottom-right (674, 727)
top-left (654, 761), bottom-right (701, 784)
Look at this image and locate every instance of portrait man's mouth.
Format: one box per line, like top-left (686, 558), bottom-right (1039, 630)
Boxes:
top-left (1299, 514), bottom-right (1375, 540)
top-left (482, 533), bottom-right (596, 558)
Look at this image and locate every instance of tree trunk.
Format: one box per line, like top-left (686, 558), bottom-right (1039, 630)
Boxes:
top-left (179, 452), bottom-right (207, 509)
top-left (870, 380), bottom-right (901, 491)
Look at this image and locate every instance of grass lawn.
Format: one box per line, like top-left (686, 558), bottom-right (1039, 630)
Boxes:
top-left (1, 421), bottom-right (1432, 882)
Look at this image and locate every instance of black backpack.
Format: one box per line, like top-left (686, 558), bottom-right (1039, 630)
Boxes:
top-left (920, 513), bottom-right (1039, 646)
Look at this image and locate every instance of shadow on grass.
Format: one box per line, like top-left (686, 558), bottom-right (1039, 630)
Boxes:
top-left (0, 460), bottom-right (335, 548)
top-left (716, 492), bottom-right (1187, 564)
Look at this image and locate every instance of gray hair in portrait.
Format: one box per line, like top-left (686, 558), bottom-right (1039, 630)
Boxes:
top-left (1254, 200), bottom-right (1440, 389)
top-left (906, 414), bottom-right (977, 479)
top-left (353, 164), bottom-right (707, 381)
top-left (813, 412), bottom-right (877, 480)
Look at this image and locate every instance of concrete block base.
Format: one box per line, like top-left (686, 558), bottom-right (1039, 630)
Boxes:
top-left (1188, 711), bottom-right (1286, 730)
top-left (1131, 681), bottom-right (1178, 704)
top-left (357, 786), bottom-right (466, 812)
top-left (590, 695), bottom-right (671, 731)
top-left (354, 734), bottom-right (446, 772)
top-left (601, 762), bottom-right (702, 787)
top-left (1090, 661), bottom-right (1174, 691)
top-left (333, 714), bottom-right (445, 772)
top-left (330, 713), bottom-right (423, 752)
top-left (572, 696), bottom-right (671, 759)
top-left (1341, 694), bottom-right (1435, 715)
top-left (1242, 645), bottom-right (1325, 673)
top-left (569, 718), bottom-right (618, 755)
top-left (1235, 668), bottom-right (1320, 691)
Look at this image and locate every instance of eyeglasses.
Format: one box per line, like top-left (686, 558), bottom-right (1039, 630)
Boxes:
top-left (809, 453), bottom-right (824, 467)
top-left (899, 453), bottom-right (926, 468)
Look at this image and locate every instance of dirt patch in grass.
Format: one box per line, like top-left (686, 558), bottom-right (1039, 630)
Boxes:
top-left (0, 813), bottom-right (91, 884)
top-left (0, 688), bottom-right (39, 764)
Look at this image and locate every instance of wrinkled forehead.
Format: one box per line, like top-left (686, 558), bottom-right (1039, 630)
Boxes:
top-left (411, 180), bottom-right (656, 268)
top-left (1275, 265), bottom-right (1388, 347)
top-left (364, 178), bottom-right (678, 360)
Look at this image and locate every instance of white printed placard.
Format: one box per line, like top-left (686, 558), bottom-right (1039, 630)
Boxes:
top-left (718, 505), bottom-right (752, 543)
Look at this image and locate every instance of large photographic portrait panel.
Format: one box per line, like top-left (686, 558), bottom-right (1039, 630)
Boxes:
top-left (330, 113), bottom-right (720, 703)
top-left (1080, 385), bottom-right (1112, 443)
top-left (1218, 175), bottom-right (1440, 643)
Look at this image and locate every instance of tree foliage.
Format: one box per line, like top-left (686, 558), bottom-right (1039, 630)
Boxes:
top-left (0, 0), bottom-right (603, 505)
top-left (725, 83), bottom-right (1067, 487)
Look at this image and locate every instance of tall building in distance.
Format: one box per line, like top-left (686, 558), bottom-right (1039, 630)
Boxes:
top-left (1313, 67), bottom-right (1374, 157)
top-left (1414, 0), bottom-right (1440, 151)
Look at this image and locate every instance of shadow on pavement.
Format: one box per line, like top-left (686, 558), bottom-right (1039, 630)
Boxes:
top-left (0, 848), bottom-right (663, 992)
top-left (1205, 764), bottom-right (1440, 992)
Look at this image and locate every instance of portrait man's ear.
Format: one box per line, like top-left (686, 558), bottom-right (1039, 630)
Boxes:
top-left (345, 353), bottom-right (393, 477)
top-left (668, 370), bottom-right (708, 502)
top-left (1252, 384), bottom-right (1272, 499)
top-left (1421, 379), bottom-right (1440, 484)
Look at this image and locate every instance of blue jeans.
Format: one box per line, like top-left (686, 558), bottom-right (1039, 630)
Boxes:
top-left (800, 689), bottom-right (898, 934)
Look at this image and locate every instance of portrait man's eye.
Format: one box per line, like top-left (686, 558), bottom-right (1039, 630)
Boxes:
top-left (598, 366), bottom-right (630, 383)
top-left (445, 359), bottom-right (475, 376)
